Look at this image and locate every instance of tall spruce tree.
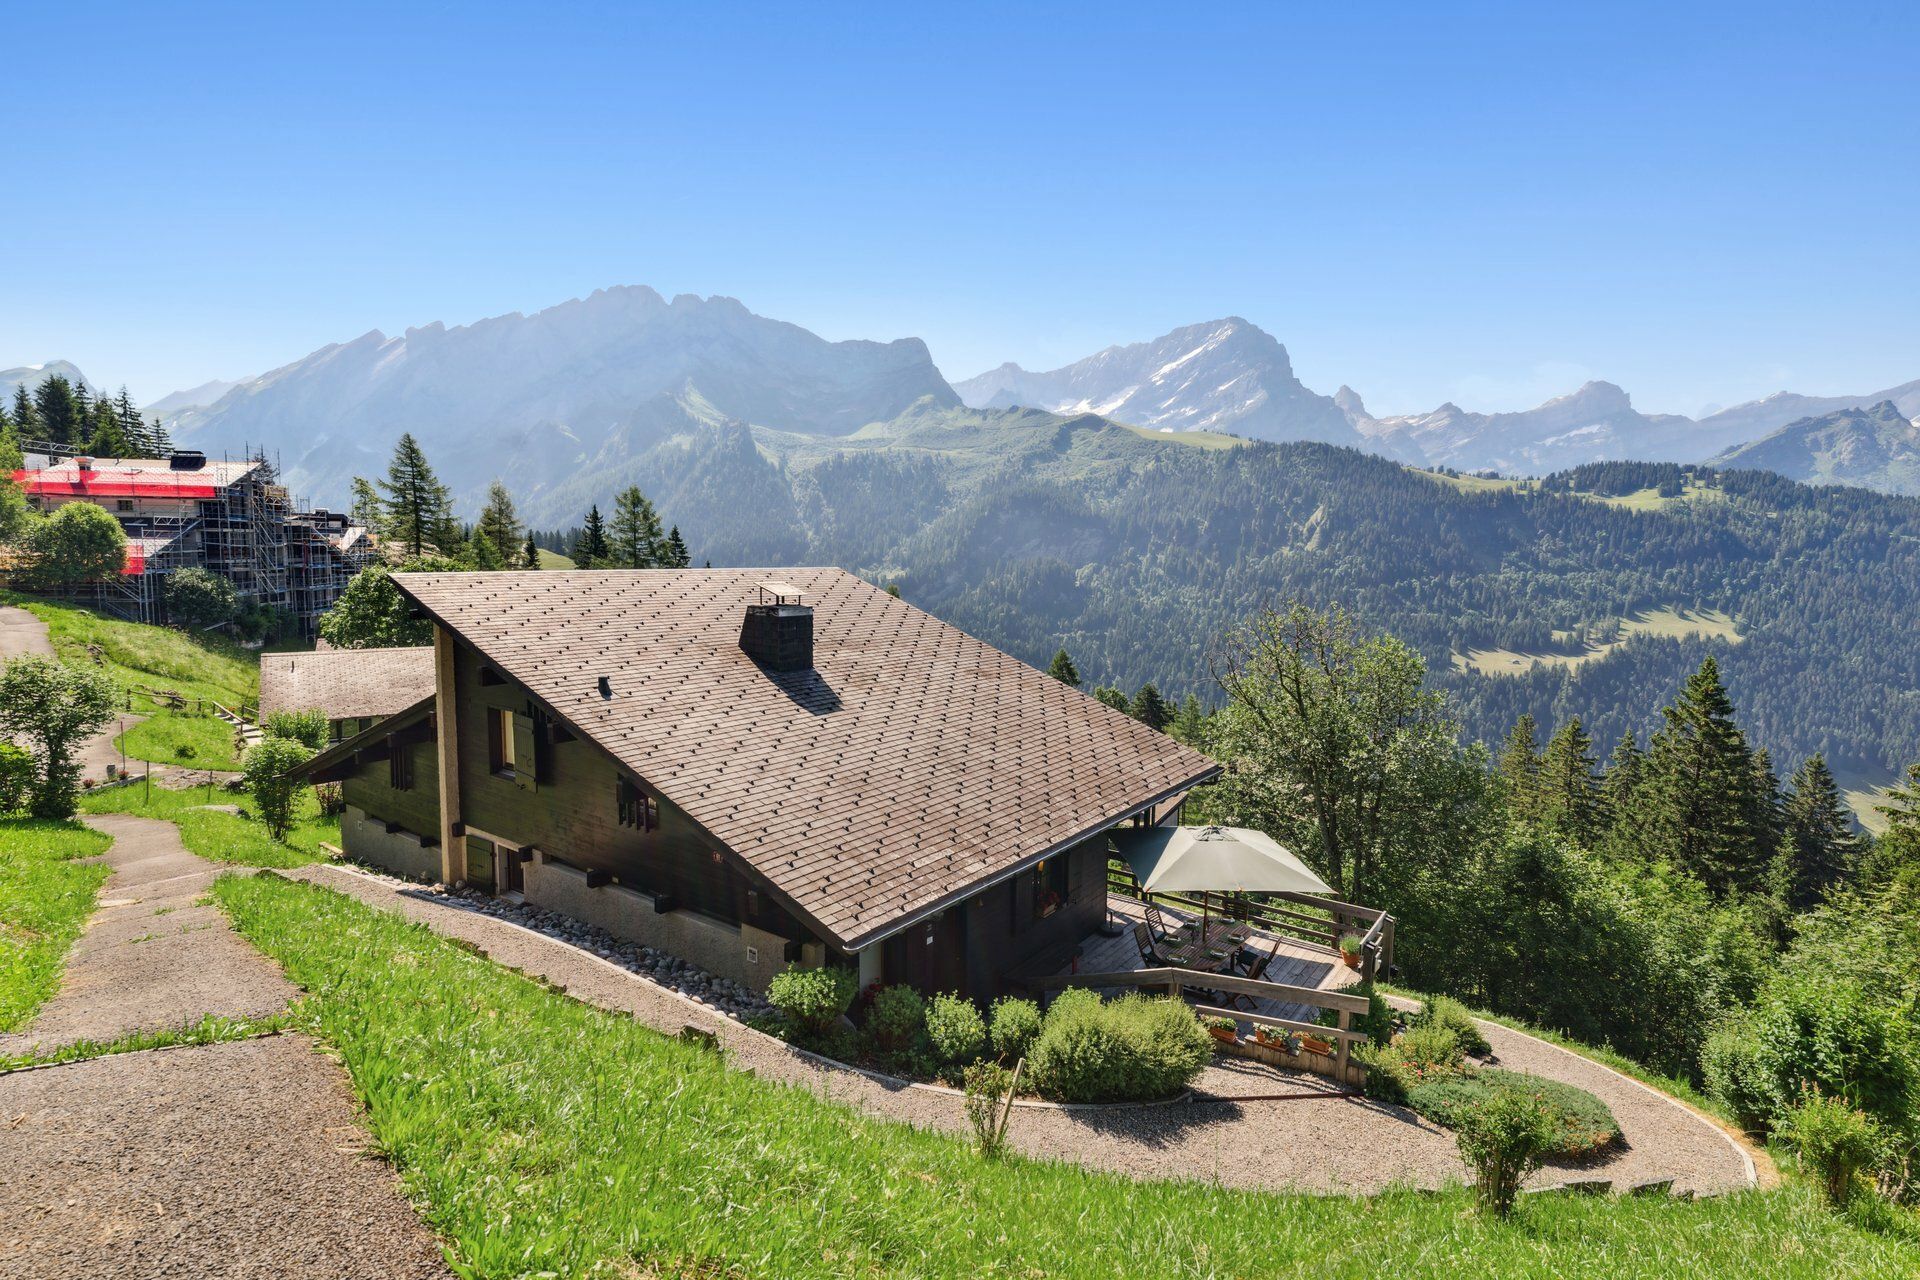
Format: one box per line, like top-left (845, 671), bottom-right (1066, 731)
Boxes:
top-left (86, 398), bottom-right (129, 456)
top-left (609, 485), bottom-right (666, 568)
top-left (1780, 754), bottom-right (1858, 911)
top-left (476, 481), bottom-right (523, 567)
top-left (522, 532), bottom-right (541, 569)
top-left (1130, 683), bottom-right (1172, 732)
top-left (1538, 717), bottom-right (1602, 845)
top-left (146, 414), bottom-right (172, 453)
top-left (663, 525), bottom-right (691, 569)
top-left (572, 504), bottom-right (611, 567)
top-left (1046, 648), bottom-right (1081, 687)
top-left (377, 434), bottom-right (457, 557)
top-left (10, 385), bottom-right (34, 437)
top-left (348, 476), bottom-right (384, 531)
top-left (1497, 713), bottom-right (1543, 823)
top-left (1644, 656), bottom-right (1771, 895)
top-left (33, 376), bottom-right (77, 445)
top-left (465, 524), bottom-right (505, 570)
top-left (1173, 693), bottom-right (1205, 746)
top-left (114, 388), bottom-right (148, 454)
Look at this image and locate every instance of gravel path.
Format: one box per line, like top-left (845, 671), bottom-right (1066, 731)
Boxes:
top-left (0, 814), bottom-right (296, 1058)
top-left (0, 1036), bottom-right (450, 1279)
top-left (0, 606), bottom-right (53, 661)
top-left (288, 862), bottom-right (1754, 1196)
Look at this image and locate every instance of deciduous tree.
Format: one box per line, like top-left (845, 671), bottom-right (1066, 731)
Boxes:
top-left (0, 656), bottom-right (116, 818)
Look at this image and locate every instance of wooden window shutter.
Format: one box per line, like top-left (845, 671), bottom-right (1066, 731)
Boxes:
top-left (532, 709), bottom-right (557, 784)
top-left (511, 713), bottom-right (538, 790)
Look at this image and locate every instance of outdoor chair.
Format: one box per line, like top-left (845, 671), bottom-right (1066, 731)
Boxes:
top-left (1132, 922), bottom-right (1171, 967)
top-left (1229, 935), bottom-right (1286, 1011)
top-left (1143, 902), bottom-right (1182, 944)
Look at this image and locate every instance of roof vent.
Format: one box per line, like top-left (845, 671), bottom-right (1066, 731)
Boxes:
top-left (168, 449), bottom-right (207, 471)
top-left (740, 581), bottom-right (813, 672)
top-left (75, 456), bottom-right (94, 471)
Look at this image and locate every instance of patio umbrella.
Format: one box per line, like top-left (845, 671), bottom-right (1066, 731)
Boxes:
top-left (1115, 825), bottom-right (1333, 947)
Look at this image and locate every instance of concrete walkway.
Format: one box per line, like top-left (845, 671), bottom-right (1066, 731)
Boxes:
top-left (290, 862), bottom-right (1759, 1197)
top-left (0, 815), bottom-right (453, 1278)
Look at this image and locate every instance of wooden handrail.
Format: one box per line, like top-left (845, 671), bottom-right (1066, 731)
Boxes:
top-left (1188, 1004), bottom-right (1367, 1045)
top-left (1023, 966), bottom-right (1373, 1015)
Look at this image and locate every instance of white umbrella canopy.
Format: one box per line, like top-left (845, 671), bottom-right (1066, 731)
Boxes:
top-left (1117, 824), bottom-right (1333, 897)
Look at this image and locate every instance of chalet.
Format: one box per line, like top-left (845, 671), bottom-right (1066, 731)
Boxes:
top-left (296, 569), bottom-right (1220, 996)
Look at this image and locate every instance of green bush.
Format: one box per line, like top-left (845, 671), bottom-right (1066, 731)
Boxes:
top-left (164, 566), bottom-right (239, 631)
top-left (1397, 1024), bottom-right (1465, 1074)
top-left (864, 985), bottom-right (926, 1056)
top-left (1781, 1090), bottom-right (1884, 1208)
top-left (264, 708), bottom-right (330, 750)
top-left (988, 996), bottom-right (1042, 1061)
top-left (1748, 977), bottom-right (1920, 1135)
top-left (241, 736), bottom-right (314, 840)
top-left (1026, 993), bottom-right (1210, 1104)
top-left (1417, 995), bottom-right (1491, 1057)
top-left (1356, 985), bottom-right (1396, 1047)
top-left (766, 967), bottom-right (857, 1036)
top-left (1702, 1014), bottom-right (1779, 1132)
top-left (925, 993), bottom-right (986, 1066)
top-left (0, 743), bottom-right (31, 815)
top-left (1455, 1084), bottom-right (1555, 1217)
top-left (961, 1061), bottom-right (1013, 1157)
top-left (1408, 1070), bottom-right (1622, 1159)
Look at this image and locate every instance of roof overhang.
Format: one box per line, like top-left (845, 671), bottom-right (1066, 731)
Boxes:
top-left (294, 695), bottom-right (436, 784)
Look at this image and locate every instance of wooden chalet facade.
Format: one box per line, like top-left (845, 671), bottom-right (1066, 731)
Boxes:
top-left (297, 569), bottom-right (1219, 996)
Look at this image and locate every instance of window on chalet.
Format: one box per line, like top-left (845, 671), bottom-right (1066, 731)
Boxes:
top-left (116, 499), bottom-right (134, 512)
top-left (616, 776), bottom-right (658, 831)
top-left (489, 707), bottom-right (515, 776)
top-left (1031, 857), bottom-right (1068, 920)
top-left (388, 739), bottom-right (413, 791)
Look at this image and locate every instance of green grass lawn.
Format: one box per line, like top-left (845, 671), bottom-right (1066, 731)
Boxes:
top-left (0, 590), bottom-right (259, 707)
top-left (80, 784), bottom-right (335, 869)
top-left (116, 709), bottom-right (245, 772)
top-left (0, 818), bottom-right (112, 1030)
top-left (212, 871), bottom-right (1920, 1280)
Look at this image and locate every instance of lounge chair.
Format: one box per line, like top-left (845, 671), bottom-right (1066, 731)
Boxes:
top-left (1132, 922), bottom-right (1172, 967)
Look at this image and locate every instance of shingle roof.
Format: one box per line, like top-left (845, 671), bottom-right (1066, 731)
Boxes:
top-left (395, 569), bottom-right (1219, 949)
top-left (258, 647), bottom-right (436, 721)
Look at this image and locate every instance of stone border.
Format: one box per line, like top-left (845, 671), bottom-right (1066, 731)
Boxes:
top-left (309, 862), bottom-right (1202, 1115)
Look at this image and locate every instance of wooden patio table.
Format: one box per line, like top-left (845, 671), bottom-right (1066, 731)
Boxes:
top-left (1161, 920), bottom-right (1253, 972)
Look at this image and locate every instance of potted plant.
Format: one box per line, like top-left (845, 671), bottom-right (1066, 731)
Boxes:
top-left (1300, 1031), bottom-right (1336, 1056)
top-left (1205, 1015), bottom-right (1239, 1045)
top-left (1254, 1025), bottom-right (1299, 1053)
top-left (1338, 933), bottom-right (1365, 970)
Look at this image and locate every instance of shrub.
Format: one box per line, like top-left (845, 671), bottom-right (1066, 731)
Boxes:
top-left (1747, 976), bottom-right (1920, 1135)
top-left (1043, 987), bottom-right (1102, 1025)
top-left (1409, 1070), bottom-right (1621, 1159)
top-left (1396, 1024), bottom-right (1465, 1074)
top-left (1781, 1090), bottom-right (1883, 1208)
top-left (766, 967), bottom-right (857, 1036)
top-left (1455, 1084), bottom-right (1555, 1217)
top-left (1417, 995), bottom-right (1491, 1057)
top-left (863, 985), bottom-right (926, 1056)
top-left (313, 782), bottom-right (346, 817)
top-left (1702, 1014), bottom-right (1779, 1132)
top-left (1355, 985), bottom-right (1396, 1047)
top-left (0, 656), bottom-right (116, 819)
top-left (175, 743), bottom-right (198, 759)
top-left (962, 1061), bottom-right (1014, 1157)
top-left (264, 708), bottom-right (330, 750)
top-left (165, 566), bottom-right (239, 631)
top-left (925, 992), bottom-right (987, 1066)
top-left (988, 996), bottom-right (1043, 1061)
top-left (1026, 993), bottom-right (1211, 1104)
top-left (0, 742), bottom-right (31, 814)
top-left (241, 735), bottom-right (315, 840)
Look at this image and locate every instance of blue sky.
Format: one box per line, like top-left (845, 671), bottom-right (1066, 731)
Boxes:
top-left (5, 2), bottom-right (1916, 415)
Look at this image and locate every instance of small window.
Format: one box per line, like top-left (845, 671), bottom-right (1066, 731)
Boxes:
top-left (1031, 857), bottom-right (1068, 920)
top-left (116, 498), bottom-right (135, 512)
top-left (489, 707), bottom-right (515, 775)
top-left (388, 740), bottom-right (414, 791)
top-left (617, 776), bottom-right (658, 831)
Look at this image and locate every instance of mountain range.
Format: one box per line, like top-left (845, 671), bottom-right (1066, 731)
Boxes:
top-left (1712, 400), bottom-right (1920, 494)
top-left (2, 360), bottom-right (92, 410)
top-left (129, 288), bottom-right (1920, 509)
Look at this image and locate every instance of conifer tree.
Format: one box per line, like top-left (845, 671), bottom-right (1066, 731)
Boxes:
top-left (86, 409), bottom-right (130, 457)
top-left (1644, 656), bottom-right (1771, 895)
top-left (1173, 694), bottom-right (1205, 746)
top-left (609, 485), bottom-right (666, 568)
top-left (348, 476), bottom-right (384, 532)
top-left (1780, 754), bottom-right (1858, 911)
top-left (146, 414), bottom-right (172, 453)
top-left (1130, 683), bottom-right (1172, 732)
top-left (33, 376), bottom-right (77, 445)
top-left (1497, 713), bottom-right (1543, 822)
top-left (476, 481), bottom-right (523, 567)
top-left (663, 525), bottom-right (691, 569)
top-left (1537, 717), bottom-right (1602, 845)
top-left (10, 385), bottom-right (34, 437)
top-left (1092, 686), bottom-right (1129, 713)
top-left (1046, 647), bottom-right (1081, 687)
top-left (71, 382), bottom-right (92, 436)
top-left (377, 433), bottom-right (457, 557)
top-left (522, 532), bottom-right (541, 569)
top-left (114, 388), bottom-right (148, 454)
top-left (572, 504), bottom-right (611, 567)
top-left (465, 524), bottom-right (505, 570)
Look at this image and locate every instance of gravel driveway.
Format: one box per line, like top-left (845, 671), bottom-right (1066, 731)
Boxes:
top-left (0, 1036), bottom-right (450, 1279)
top-left (289, 862), bottom-right (1757, 1197)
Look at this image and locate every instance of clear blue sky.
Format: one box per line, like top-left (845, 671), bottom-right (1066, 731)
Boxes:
top-left (5, 2), bottom-right (1916, 416)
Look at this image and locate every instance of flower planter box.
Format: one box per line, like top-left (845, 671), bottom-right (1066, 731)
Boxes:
top-left (1208, 1026), bottom-right (1239, 1045)
top-left (1300, 1035), bottom-right (1336, 1057)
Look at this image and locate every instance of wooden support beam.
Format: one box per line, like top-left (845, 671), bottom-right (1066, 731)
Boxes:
top-left (433, 624), bottom-right (465, 886)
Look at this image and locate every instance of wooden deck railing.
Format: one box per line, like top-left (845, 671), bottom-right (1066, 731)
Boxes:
top-left (1023, 965), bottom-right (1374, 1084)
top-left (1105, 861), bottom-right (1395, 980)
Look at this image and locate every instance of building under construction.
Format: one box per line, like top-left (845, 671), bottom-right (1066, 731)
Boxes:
top-left (9, 449), bottom-right (375, 637)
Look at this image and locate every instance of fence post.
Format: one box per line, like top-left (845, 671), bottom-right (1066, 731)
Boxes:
top-left (1335, 1007), bottom-right (1353, 1084)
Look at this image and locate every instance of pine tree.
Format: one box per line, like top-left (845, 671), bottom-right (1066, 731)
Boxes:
top-left (10, 385), bottom-right (34, 437)
top-left (465, 524), bottom-right (505, 570)
top-left (572, 504), bottom-right (611, 568)
top-left (1644, 656), bottom-right (1771, 895)
top-left (1046, 648), bottom-right (1081, 687)
top-left (1092, 686), bottom-right (1129, 713)
top-left (1497, 713), bottom-right (1543, 823)
top-left (86, 406), bottom-right (130, 457)
top-left (146, 415), bottom-right (172, 453)
top-left (377, 433), bottom-right (457, 557)
top-left (1780, 754), bottom-right (1857, 911)
top-left (348, 477), bottom-right (384, 532)
top-left (663, 525), bottom-right (691, 569)
top-left (609, 485), bottom-right (666, 568)
top-left (522, 532), bottom-right (541, 569)
top-left (476, 481), bottom-right (523, 567)
top-left (1130, 683), bottom-right (1172, 731)
top-left (33, 376), bottom-right (77, 445)
top-left (71, 382), bottom-right (92, 438)
top-left (114, 388), bottom-right (148, 454)
top-left (1173, 694), bottom-right (1205, 745)
top-left (1537, 717), bottom-right (1602, 845)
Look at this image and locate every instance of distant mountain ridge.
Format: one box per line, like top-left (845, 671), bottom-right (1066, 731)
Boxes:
top-left (1, 360), bottom-right (91, 409)
top-left (953, 318), bottom-right (1367, 449)
top-left (1712, 400), bottom-right (1920, 494)
top-left (161, 286), bottom-right (956, 511)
